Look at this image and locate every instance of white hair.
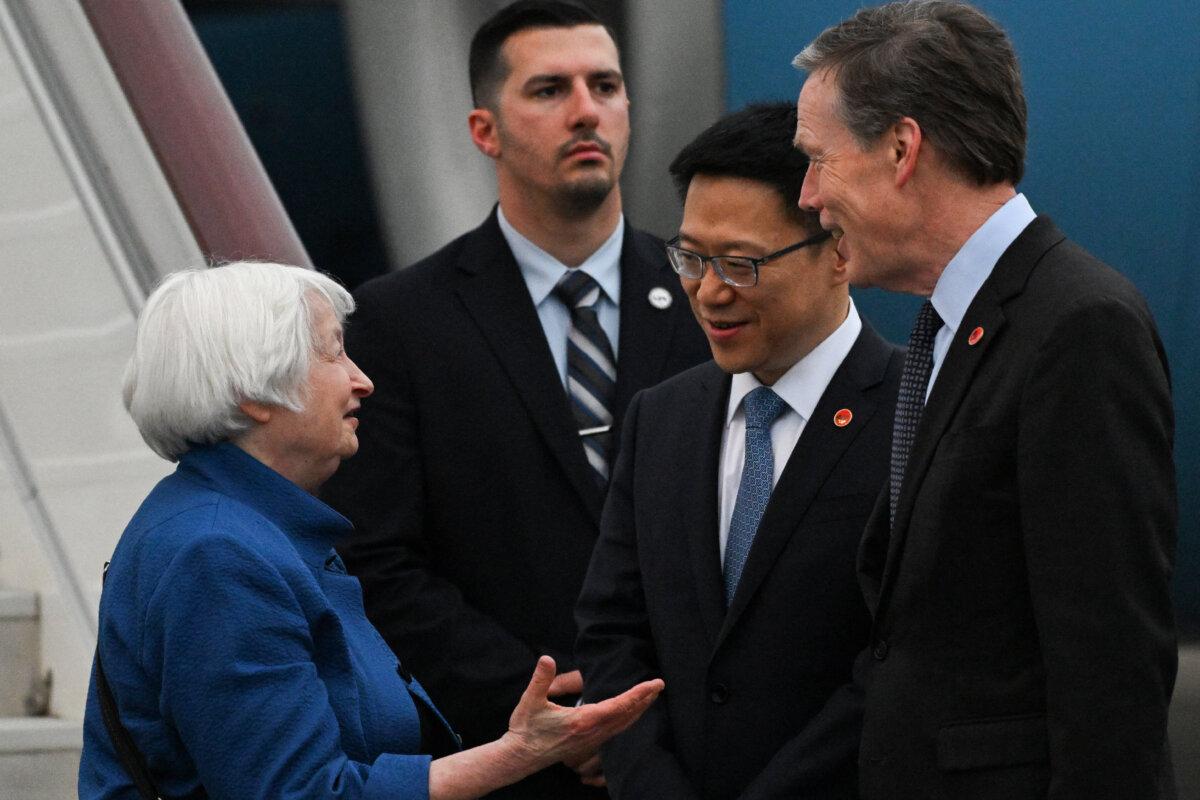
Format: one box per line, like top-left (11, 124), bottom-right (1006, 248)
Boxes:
top-left (122, 261), bottom-right (355, 461)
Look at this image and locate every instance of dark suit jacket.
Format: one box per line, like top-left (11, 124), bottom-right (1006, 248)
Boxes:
top-left (857, 217), bottom-right (1178, 800)
top-left (575, 323), bottom-right (904, 800)
top-left (322, 211), bottom-right (710, 798)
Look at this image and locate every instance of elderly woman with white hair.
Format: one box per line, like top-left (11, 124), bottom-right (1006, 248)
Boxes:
top-left (78, 262), bottom-right (663, 800)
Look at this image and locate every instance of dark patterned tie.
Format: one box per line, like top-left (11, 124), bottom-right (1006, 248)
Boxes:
top-left (723, 386), bottom-right (787, 606)
top-left (890, 300), bottom-right (943, 528)
top-left (554, 270), bottom-right (617, 485)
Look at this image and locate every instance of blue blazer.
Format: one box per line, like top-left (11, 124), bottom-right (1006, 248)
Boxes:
top-left (79, 442), bottom-right (456, 799)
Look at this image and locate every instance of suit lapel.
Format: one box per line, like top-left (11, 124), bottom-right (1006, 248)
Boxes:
top-left (876, 216), bottom-right (1067, 613)
top-left (717, 324), bottom-right (893, 646)
top-left (453, 213), bottom-right (604, 520)
top-left (613, 229), bottom-right (680, 417)
top-left (680, 362), bottom-right (731, 647)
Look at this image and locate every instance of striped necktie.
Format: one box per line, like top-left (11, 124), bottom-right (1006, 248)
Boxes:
top-left (554, 270), bottom-right (617, 485)
top-left (890, 300), bottom-right (943, 528)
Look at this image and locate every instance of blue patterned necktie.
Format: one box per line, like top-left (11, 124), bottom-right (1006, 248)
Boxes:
top-left (554, 270), bottom-right (617, 486)
top-left (890, 300), bottom-right (943, 528)
top-left (723, 386), bottom-right (787, 606)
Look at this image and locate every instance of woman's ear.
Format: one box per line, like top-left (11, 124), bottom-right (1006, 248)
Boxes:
top-left (238, 400), bottom-right (272, 425)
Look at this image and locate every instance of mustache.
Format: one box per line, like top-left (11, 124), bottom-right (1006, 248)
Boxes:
top-left (558, 133), bottom-right (612, 159)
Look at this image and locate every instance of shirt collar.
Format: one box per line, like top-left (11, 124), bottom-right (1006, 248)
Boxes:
top-left (726, 299), bottom-right (863, 426)
top-left (178, 441), bottom-right (353, 570)
top-left (497, 205), bottom-right (624, 306)
top-left (930, 193), bottom-right (1036, 335)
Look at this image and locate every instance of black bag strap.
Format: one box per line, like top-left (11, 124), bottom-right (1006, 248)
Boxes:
top-left (96, 562), bottom-right (205, 800)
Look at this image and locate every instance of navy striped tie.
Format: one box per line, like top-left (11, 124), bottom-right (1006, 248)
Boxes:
top-left (554, 270), bottom-right (617, 485)
top-left (890, 300), bottom-right (942, 528)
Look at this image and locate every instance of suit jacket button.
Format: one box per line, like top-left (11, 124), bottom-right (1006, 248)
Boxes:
top-left (709, 683), bottom-right (729, 704)
top-left (872, 640), bottom-right (889, 660)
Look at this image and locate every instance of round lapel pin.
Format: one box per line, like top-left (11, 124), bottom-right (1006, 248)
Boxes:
top-left (648, 286), bottom-right (672, 310)
top-left (968, 326), bottom-right (984, 346)
top-left (833, 408), bottom-right (853, 427)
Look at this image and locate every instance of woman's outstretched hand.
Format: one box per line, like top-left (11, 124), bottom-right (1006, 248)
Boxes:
top-left (428, 656), bottom-right (663, 800)
top-left (505, 656), bottom-right (663, 771)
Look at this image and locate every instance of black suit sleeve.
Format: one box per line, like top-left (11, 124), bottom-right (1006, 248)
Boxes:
top-left (323, 289), bottom-right (540, 746)
top-left (1018, 296), bottom-right (1175, 799)
top-left (575, 392), bottom-right (702, 800)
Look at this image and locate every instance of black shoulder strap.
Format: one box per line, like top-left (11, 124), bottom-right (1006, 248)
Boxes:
top-left (96, 562), bottom-right (205, 800)
top-left (95, 644), bottom-right (164, 800)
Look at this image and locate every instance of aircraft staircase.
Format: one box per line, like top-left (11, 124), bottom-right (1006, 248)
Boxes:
top-left (0, 588), bottom-right (80, 798)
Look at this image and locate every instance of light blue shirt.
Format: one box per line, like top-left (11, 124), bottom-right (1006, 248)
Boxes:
top-left (497, 206), bottom-right (623, 386)
top-left (927, 193), bottom-right (1036, 400)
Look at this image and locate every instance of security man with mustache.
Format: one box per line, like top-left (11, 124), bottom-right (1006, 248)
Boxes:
top-left (322, 3), bottom-right (710, 798)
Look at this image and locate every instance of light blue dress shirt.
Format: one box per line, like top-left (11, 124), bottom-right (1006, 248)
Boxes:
top-left (927, 193), bottom-right (1036, 400)
top-left (497, 206), bottom-right (623, 386)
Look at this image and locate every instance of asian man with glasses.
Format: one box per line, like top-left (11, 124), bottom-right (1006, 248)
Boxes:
top-left (575, 102), bottom-right (903, 800)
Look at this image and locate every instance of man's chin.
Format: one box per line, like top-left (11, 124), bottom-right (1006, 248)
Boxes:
top-left (708, 349), bottom-right (748, 377)
top-left (556, 178), bottom-right (615, 216)
top-left (843, 257), bottom-right (876, 289)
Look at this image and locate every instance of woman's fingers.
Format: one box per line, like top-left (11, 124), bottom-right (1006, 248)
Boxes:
top-left (576, 678), bottom-right (664, 737)
top-left (573, 753), bottom-right (605, 787)
top-left (547, 669), bottom-right (584, 698)
top-left (606, 678), bottom-right (665, 714)
top-left (513, 656), bottom-right (557, 717)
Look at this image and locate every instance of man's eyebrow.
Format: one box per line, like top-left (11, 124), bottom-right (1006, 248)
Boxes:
top-left (589, 69), bottom-right (623, 82)
top-left (523, 68), bottom-right (623, 87)
top-left (679, 233), bottom-right (765, 254)
top-left (524, 73), bottom-right (567, 86)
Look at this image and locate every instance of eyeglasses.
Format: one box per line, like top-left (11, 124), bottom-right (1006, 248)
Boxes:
top-left (666, 230), bottom-right (833, 288)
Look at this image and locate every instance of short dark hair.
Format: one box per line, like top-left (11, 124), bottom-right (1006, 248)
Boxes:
top-left (794, 0), bottom-right (1026, 186)
top-left (469, 1), bottom-right (617, 109)
top-left (669, 102), bottom-right (821, 232)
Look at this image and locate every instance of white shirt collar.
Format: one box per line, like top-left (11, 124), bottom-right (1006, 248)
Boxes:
top-left (496, 205), bottom-right (624, 306)
top-left (930, 193), bottom-right (1036, 335)
top-left (725, 299), bottom-right (863, 426)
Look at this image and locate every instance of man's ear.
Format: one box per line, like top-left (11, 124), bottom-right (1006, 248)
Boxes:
top-left (890, 116), bottom-right (923, 188)
top-left (824, 239), bottom-right (850, 287)
top-left (468, 108), bottom-right (501, 159)
top-left (238, 400), bottom-right (272, 425)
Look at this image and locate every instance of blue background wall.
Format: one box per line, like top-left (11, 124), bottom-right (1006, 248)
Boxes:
top-left (188, 4), bottom-right (390, 289)
top-left (724, 1), bottom-right (1200, 624)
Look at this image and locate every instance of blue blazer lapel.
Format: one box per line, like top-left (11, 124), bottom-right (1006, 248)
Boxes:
top-left (452, 212), bottom-right (604, 519)
top-left (719, 323), bottom-right (894, 645)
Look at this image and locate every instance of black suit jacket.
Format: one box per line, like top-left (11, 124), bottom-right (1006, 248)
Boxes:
top-left (857, 217), bottom-right (1177, 800)
top-left (575, 322), bottom-right (903, 800)
top-left (322, 211), bottom-right (710, 798)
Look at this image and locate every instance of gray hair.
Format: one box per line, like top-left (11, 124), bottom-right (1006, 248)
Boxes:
top-left (122, 261), bottom-right (354, 461)
top-left (794, 0), bottom-right (1026, 186)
